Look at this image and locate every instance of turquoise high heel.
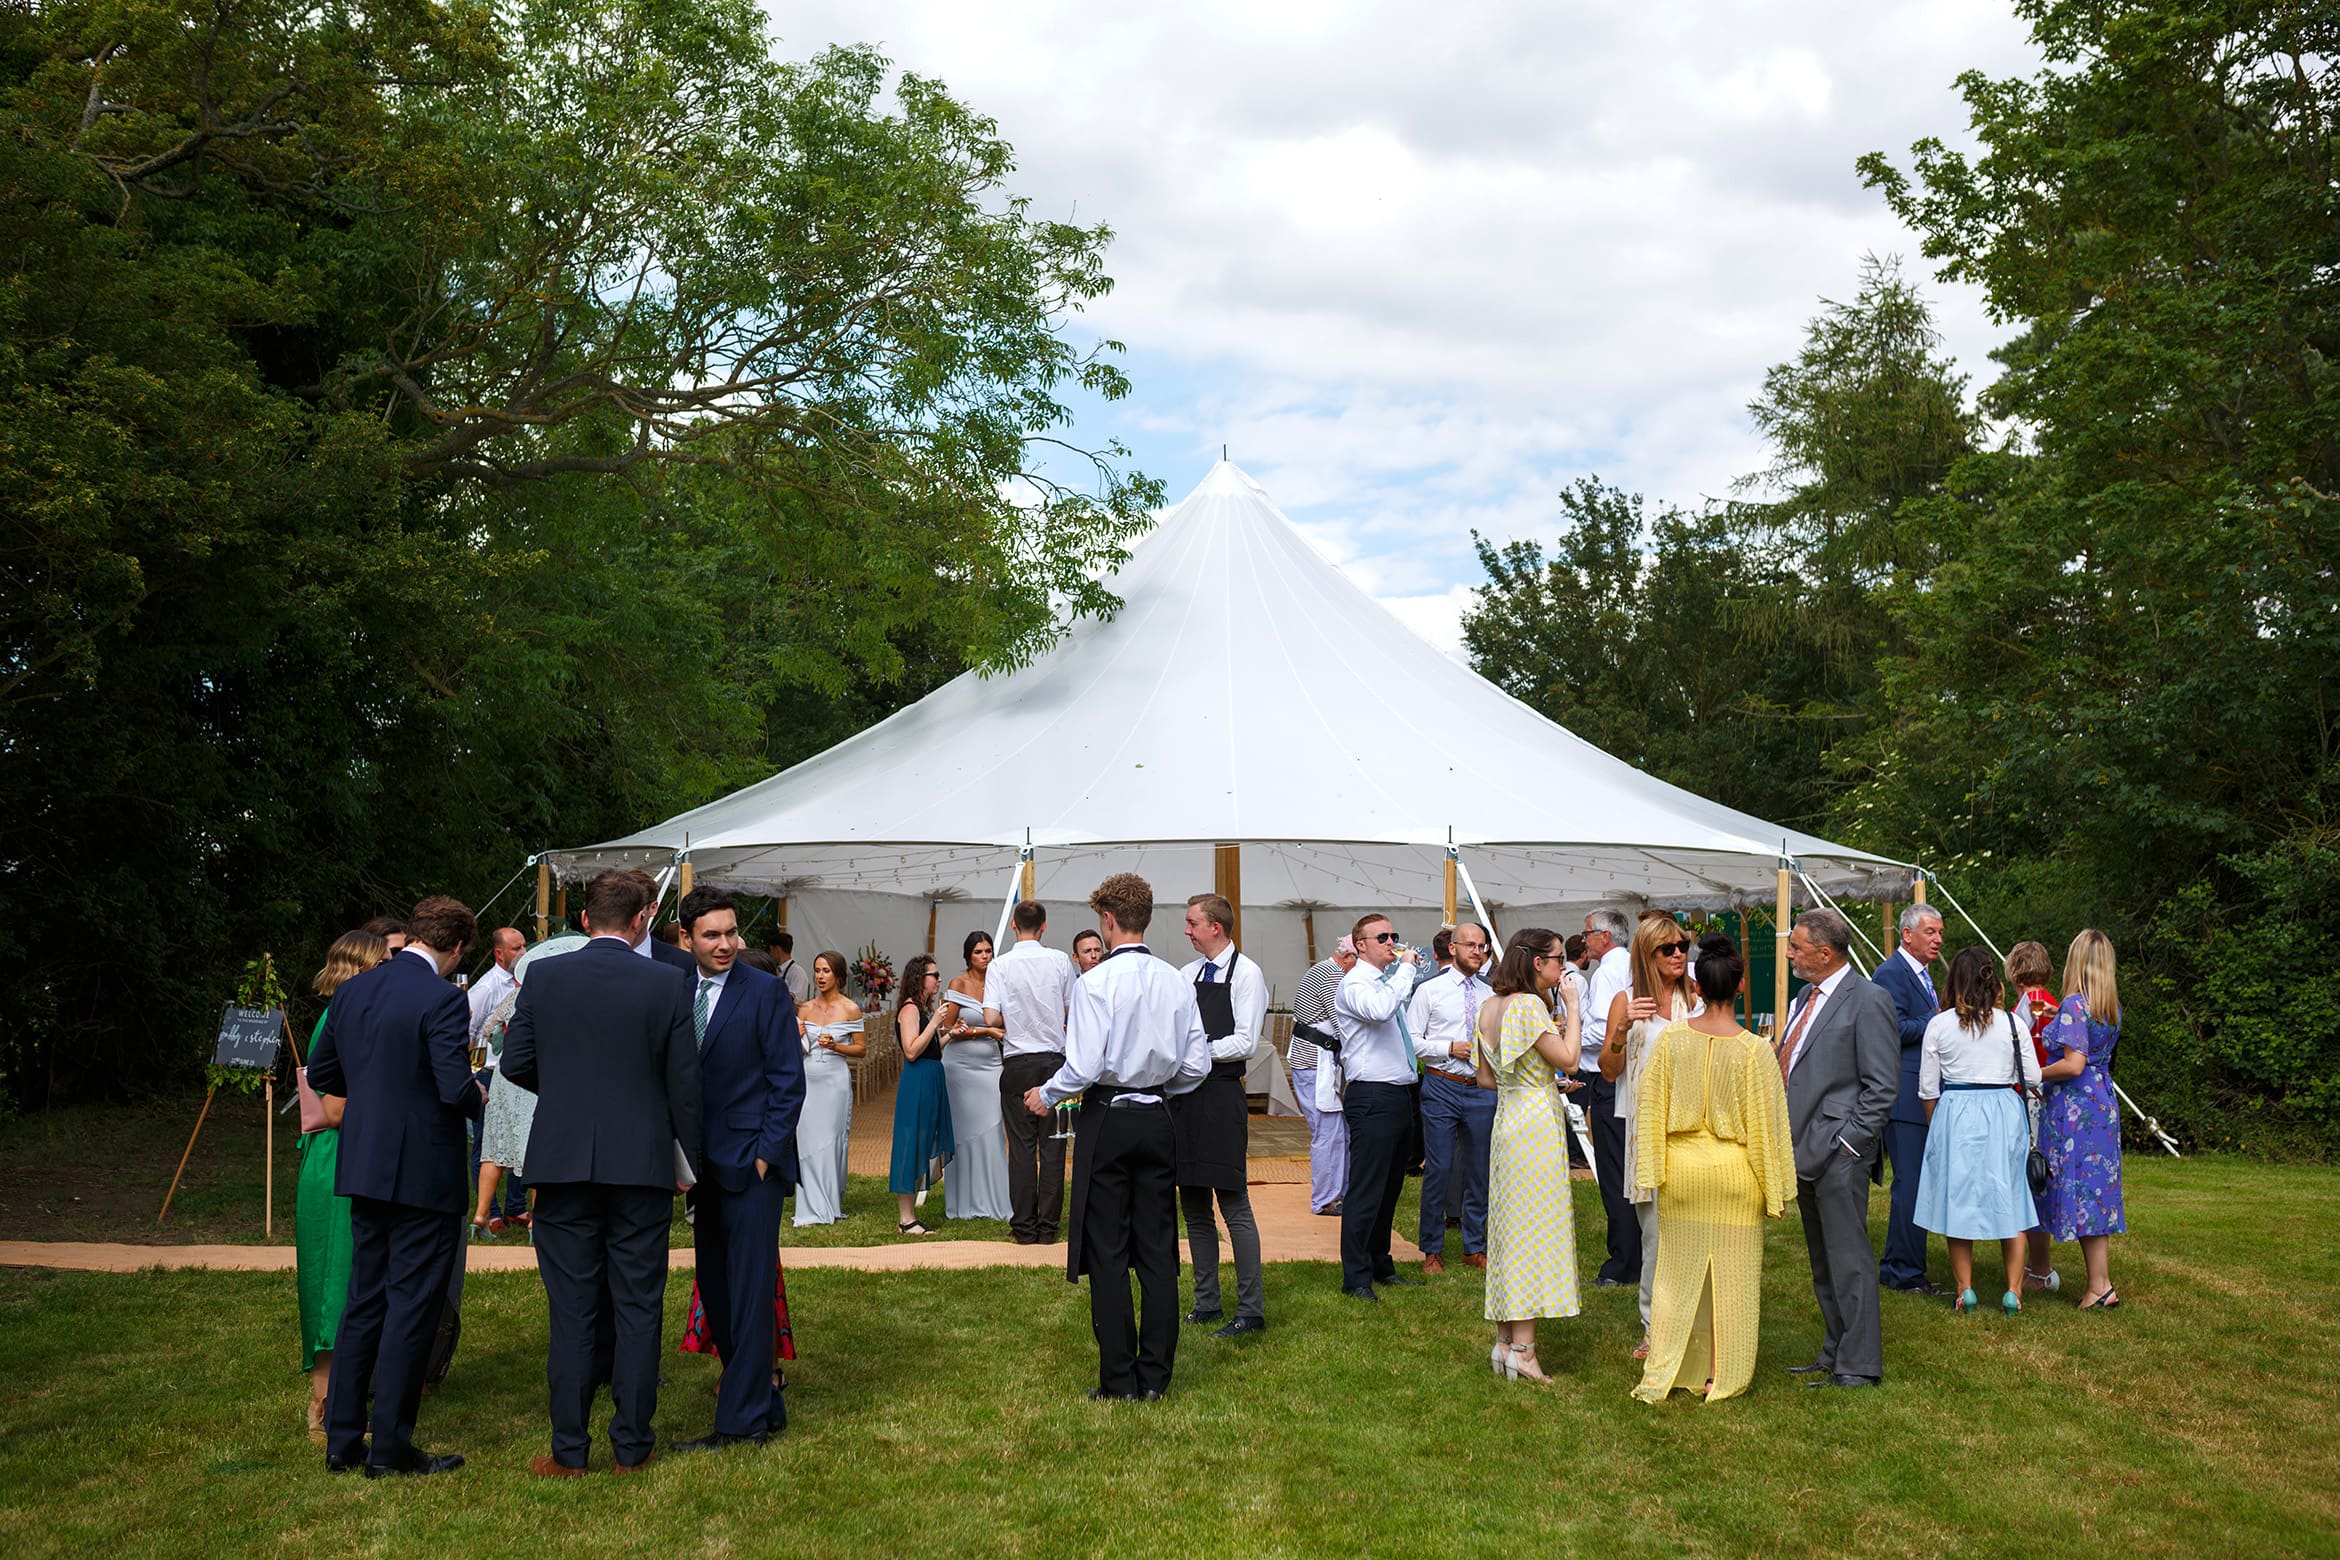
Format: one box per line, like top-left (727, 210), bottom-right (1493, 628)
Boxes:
top-left (2002, 1291), bottom-right (2022, 1315)
top-left (1952, 1287), bottom-right (1978, 1314)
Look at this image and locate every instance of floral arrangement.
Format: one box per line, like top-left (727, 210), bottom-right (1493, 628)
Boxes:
top-left (852, 942), bottom-right (895, 1006)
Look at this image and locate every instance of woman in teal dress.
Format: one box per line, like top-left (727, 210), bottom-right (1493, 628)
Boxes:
top-left (296, 928), bottom-right (388, 1439)
top-left (888, 954), bottom-right (957, 1234)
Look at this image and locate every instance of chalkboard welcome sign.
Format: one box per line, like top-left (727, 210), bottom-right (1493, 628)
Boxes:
top-left (212, 1005), bottom-right (284, 1072)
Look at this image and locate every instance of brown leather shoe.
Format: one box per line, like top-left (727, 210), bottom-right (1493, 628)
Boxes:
top-left (1461, 1252), bottom-right (1486, 1270)
top-left (529, 1455), bottom-right (587, 1479)
top-left (614, 1453), bottom-right (656, 1475)
top-left (1421, 1254), bottom-right (1446, 1275)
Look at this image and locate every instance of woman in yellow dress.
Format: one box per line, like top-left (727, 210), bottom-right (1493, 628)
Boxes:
top-left (1472, 927), bottom-right (1582, 1384)
top-left (1631, 933), bottom-right (1794, 1404)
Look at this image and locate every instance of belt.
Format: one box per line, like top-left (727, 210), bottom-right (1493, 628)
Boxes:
top-left (1939, 1081), bottom-right (2019, 1092)
top-left (1208, 1058), bottom-right (1248, 1080)
top-left (1292, 1020), bottom-right (1337, 1051)
top-left (1088, 1083), bottom-right (1168, 1109)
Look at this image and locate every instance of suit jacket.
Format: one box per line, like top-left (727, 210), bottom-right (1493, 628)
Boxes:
top-left (1783, 973), bottom-right (1902, 1181)
top-left (697, 963), bottom-right (805, 1195)
top-left (1870, 953), bottom-right (1938, 1126)
top-left (307, 950), bottom-right (483, 1213)
top-left (502, 936), bottom-right (703, 1190)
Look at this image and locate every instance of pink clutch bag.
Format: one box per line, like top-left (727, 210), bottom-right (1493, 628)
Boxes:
top-left (296, 1065), bottom-right (331, 1134)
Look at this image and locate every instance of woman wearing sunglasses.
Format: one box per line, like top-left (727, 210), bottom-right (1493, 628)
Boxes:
top-left (1599, 916), bottom-right (1699, 1355)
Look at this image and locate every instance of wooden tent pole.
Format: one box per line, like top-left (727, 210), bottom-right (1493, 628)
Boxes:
top-left (1303, 910), bottom-right (1318, 967)
top-left (1442, 852), bottom-right (1459, 928)
top-left (678, 857), bottom-right (694, 897)
top-left (778, 895), bottom-right (790, 933)
top-left (554, 883), bottom-right (567, 928)
top-left (157, 1088), bottom-right (217, 1225)
top-left (1020, 853), bottom-right (1036, 902)
top-left (1214, 843), bottom-right (1243, 948)
top-left (1773, 863), bottom-right (1792, 1039)
top-left (925, 899), bottom-right (938, 957)
top-left (1912, 872), bottom-right (1927, 907)
top-left (535, 859), bottom-right (551, 942)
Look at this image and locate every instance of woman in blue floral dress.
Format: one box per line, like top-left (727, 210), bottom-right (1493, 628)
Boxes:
top-left (2038, 928), bottom-right (2125, 1310)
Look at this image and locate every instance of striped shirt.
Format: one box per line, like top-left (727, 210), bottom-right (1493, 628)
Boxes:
top-left (1288, 957), bottom-right (1345, 1070)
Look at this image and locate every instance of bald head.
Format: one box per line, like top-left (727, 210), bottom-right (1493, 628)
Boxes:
top-left (1449, 921), bottom-right (1490, 975)
top-left (492, 927), bottom-right (525, 971)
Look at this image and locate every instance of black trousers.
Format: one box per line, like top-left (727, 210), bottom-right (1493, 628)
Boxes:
top-left (325, 1195), bottom-right (462, 1470)
top-left (1576, 1070), bottom-right (1641, 1284)
top-left (1082, 1102), bottom-right (1179, 1397)
top-left (1000, 1051), bottom-right (1068, 1242)
top-left (1340, 1081), bottom-right (1415, 1292)
top-left (532, 1182), bottom-right (672, 1469)
top-left (697, 1171), bottom-right (783, 1437)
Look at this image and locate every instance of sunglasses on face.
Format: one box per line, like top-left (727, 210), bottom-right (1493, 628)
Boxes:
top-left (1653, 942), bottom-right (1690, 958)
top-left (1367, 931), bottom-right (1402, 944)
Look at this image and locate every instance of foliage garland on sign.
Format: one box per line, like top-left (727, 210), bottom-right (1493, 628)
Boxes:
top-left (206, 954), bottom-right (288, 1096)
top-left (851, 943), bottom-right (896, 1007)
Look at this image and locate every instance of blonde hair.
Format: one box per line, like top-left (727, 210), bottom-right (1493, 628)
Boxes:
top-left (1627, 915), bottom-right (1695, 1012)
top-left (2061, 928), bottom-right (2120, 1025)
top-left (313, 930), bottom-right (389, 998)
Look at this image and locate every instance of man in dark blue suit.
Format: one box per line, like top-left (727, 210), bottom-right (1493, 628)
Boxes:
top-left (627, 866), bottom-right (702, 978)
top-left (306, 895), bottom-right (486, 1477)
top-left (502, 869), bottom-right (702, 1476)
top-left (1871, 902), bottom-right (1946, 1294)
top-left (669, 887), bottom-right (803, 1452)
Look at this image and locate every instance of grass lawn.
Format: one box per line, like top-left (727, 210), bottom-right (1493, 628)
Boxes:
top-left (2, 1158), bottom-right (2336, 1557)
top-left (0, 1096), bottom-right (1007, 1248)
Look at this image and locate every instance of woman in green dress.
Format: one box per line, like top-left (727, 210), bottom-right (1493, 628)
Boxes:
top-left (296, 928), bottom-right (388, 1439)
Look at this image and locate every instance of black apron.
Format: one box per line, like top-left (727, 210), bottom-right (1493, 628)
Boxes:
top-left (1064, 944), bottom-right (1161, 1282)
top-left (1172, 950), bottom-right (1251, 1193)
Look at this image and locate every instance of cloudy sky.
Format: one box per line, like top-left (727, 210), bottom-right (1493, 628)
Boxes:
top-left (773, 2), bottom-right (2041, 653)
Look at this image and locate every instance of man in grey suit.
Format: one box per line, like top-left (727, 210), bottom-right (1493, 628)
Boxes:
top-left (1778, 907), bottom-right (1901, 1389)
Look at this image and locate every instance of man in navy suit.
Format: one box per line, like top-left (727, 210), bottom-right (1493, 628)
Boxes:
top-left (627, 867), bottom-right (701, 978)
top-left (502, 869), bottom-right (702, 1476)
top-left (669, 887), bottom-right (803, 1452)
top-left (1871, 902), bottom-right (1946, 1294)
top-left (306, 895), bottom-right (486, 1477)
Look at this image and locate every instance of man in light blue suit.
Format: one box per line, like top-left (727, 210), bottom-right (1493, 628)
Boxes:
top-left (1870, 903), bottom-right (1946, 1294)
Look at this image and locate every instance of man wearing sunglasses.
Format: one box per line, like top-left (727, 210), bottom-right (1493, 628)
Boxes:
top-left (1330, 915), bottom-right (1428, 1300)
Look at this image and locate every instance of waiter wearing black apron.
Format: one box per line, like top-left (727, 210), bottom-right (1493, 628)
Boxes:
top-left (1023, 873), bottom-right (1212, 1401)
top-left (1172, 892), bottom-right (1267, 1337)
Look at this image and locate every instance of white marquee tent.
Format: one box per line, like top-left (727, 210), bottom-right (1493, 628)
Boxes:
top-left (545, 461), bottom-right (1917, 1008)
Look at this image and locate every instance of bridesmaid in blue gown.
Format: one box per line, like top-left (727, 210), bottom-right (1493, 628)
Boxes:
top-left (888, 954), bottom-right (956, 1234)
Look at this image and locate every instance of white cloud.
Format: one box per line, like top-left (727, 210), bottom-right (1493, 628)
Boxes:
top-left (767, 0), bottom-right (2041, 652)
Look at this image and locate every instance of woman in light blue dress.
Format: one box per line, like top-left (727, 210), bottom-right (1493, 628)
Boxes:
top-left (793, 951), bottom-right (864, 1225)
top-left (940, 931), bottom-right (1013, 1221)
top-left (1914, 946), bottom-right (2044, 1315)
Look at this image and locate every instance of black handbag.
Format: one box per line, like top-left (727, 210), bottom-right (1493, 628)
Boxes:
top-left (2008, 1008), bottom-right (2049, 1195)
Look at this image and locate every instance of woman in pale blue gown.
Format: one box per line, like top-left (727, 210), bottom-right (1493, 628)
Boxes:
top-left (793, 951), bottom-right (864, 1225)
top-left (941, 931), bottom-right (1013, 1221)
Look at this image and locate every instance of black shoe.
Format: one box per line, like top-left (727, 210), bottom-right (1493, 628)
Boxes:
top-left (671, 1430), bottom-right (769, 1453)
top-left (1185, 1308), bottom-right (1225, 1327)
top-left (1341, 1285), bottom-right (1380, 1303)
top-left (1213, 1316), bottom-right (1266, 1339)
top-left (1377, 1273), bottom-right (1428, 1288)
top-left (1087, 1387), bottom-right (1145, 1401)
top-left (1890, 1279), bottom-right (1945, 1297)
top-left (1784, 1360), bottom-right (1832, 1376)
top-left (364, 1450), bottom-right (464, 1478)
top-left (1805, 1373), bottom-right (1879, 1390)
top-left (1445, 1215), bottom-right (1461, 1228)
top-left (325, 1451), bottom-right (363, 1474)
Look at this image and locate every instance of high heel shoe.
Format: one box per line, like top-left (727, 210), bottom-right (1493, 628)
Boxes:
top-left (2001, 1291), bottom-right (2022, 1315)
top-left (1506, 1343), bottom-right (1551, 1385)
top-left (1490, 1341), bottom-right (1507, 1377)
top-left (1951, 1288), bottom-right (1978, 1314)
top-left (2080, 1287), bottom-right (2121, 1310)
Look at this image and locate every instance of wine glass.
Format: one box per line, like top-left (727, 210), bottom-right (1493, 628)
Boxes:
top-left (1050, 1093), bottom-right (1082, 1141)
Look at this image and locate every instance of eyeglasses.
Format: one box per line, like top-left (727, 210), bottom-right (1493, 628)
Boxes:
top-left (1653, 941), bottom-right (1690, 958)
top-left (1533, 950), bottom-right (1565, 963)
top-left (1367, 931), bottom-right (1402, 944)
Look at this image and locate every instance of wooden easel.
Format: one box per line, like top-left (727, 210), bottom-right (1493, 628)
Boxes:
top-left (157, 1003), bottom-right (298, 1233)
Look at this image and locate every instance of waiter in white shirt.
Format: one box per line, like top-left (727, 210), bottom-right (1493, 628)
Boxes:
top-left (1023, 873), bottom-right (1210, 1401)
top-left (985, 900), bottom-right (1079, 1245)
top-left (1405, 923), bottom-right (1494, 1274)
top-left (1578, 909), bottom-right (1641, 1286)
top-left (1173, 893), bottom-right (1268, 1338)
top-left (467, 928), bottom-right (525, 1050)
top-left (1331, 913), bottom-right (1428, 1301)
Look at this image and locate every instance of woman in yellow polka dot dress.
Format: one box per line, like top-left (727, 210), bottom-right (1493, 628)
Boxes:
top-left (1473, 928), bottom-right (1583, 1383)
top-left (1630, 933), bottom-right (1794, 1404)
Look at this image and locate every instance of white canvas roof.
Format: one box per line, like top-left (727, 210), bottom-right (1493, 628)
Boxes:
top-left (550, 461), bottom-right (1909, 923)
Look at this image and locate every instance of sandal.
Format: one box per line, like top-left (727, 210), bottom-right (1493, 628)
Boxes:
top-left (2080, 1287), bottom-right (2121, 1310)
top-left (897, 1220), bottom-right (934, 1236)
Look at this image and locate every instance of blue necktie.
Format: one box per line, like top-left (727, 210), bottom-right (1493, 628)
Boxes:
top-left (1388, 964), bottom-right (1421, 1076)
top-left (1202, 960), bottom-right (1218, 983)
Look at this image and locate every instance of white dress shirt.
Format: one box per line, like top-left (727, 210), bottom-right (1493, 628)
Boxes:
top-left (1580, 945), bottom-right (1631, 1076)
top-left (1783, 962), bottom-right (1852, 1075)
top-left (1333, 958), bottom-right (1419, 1086)
top-left (1919, 1007), bottom-right (2042, 1097)
top-left (988, 937), bottom-right (1078, 1058)
top-left (1040, 945), bottom-right (1210, 1107)
top-left (1406, 966), bottom-right (1489, 1081)
top-left (1899, 946), bottom-right (1939, 1000)
top-left (1180, 947), bottom-right (1267, 1064)
top-left (694, 964), bottom-right (728, 1026)
top-left (468, 963), bottom-right (518, 1054)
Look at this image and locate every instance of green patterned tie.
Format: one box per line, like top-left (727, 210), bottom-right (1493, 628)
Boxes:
top-left (694, 978), bottom-right (713, 1050)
